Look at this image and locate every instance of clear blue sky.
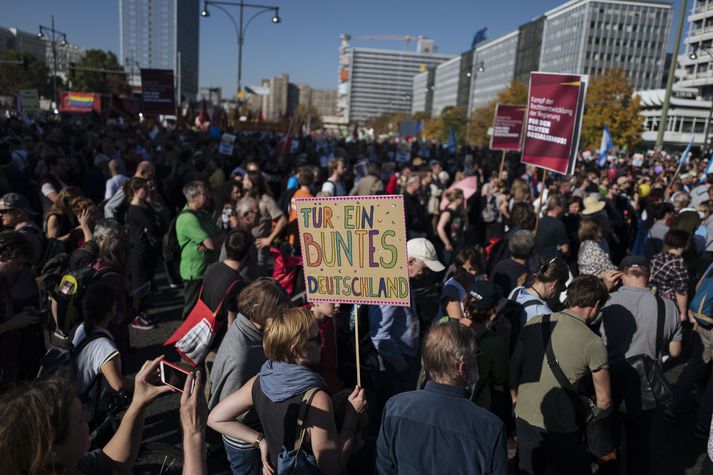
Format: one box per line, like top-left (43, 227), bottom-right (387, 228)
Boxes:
top-left (0, 0), bottom-right (687, 96)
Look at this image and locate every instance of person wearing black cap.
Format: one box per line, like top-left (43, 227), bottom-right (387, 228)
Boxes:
top-left (462, 280), bottom-right (508, 412)
top-left (0, 193), bottom-right (42, 266)
top-left (600, 255), bottom-right (682, 475)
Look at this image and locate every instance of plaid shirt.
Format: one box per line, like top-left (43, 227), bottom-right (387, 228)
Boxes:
top-left (651, 251), bottom-right (689, 301)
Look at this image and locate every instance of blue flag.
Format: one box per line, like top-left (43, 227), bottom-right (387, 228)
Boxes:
top-left (448, 126), bottom-right (457, 154)
top-left (703, 156), bottom-right (713, 182)
top-left (598, 125), bottom-right (614, 167)
top-left (416, 119), bottom-right (423, 133)
top-left (680, 137), bottom-right (694, 168)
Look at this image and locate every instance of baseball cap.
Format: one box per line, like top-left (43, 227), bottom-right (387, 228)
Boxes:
top-left (468, 280), bottom-right (501, 310)
top-left (618, 255), bottom-right (650, 271)
top-left (407, 238), bottom-right (445, 272)
top-left (0, 193), bottom-right (35, 215)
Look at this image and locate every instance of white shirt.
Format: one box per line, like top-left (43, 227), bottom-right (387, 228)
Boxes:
top-left (71, 324), bottom-right (120, 408)
top-left (105, 175), bottom-right (129, 200)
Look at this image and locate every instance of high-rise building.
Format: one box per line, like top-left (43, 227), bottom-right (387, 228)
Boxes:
top-left (199, 86), bottom-right (221, 106)
top-left (469, 30), bottom-right (520, 113)
top-left (260, 73), bottom-right (289, 120)
top-left (680, 0), bottom-right (713, 98)
top-left (413, 0), bottom-right (672, 119)
top-left (431, 56), bottom-right (461, 117)
top-left (540, 0), bottom-right (671, 89)
top-left (119, 0), bottom-right (199, 101)
top-left (311, 88), bottom-right (337, 117)
top-left (338, 34), bottom-right (454, 124)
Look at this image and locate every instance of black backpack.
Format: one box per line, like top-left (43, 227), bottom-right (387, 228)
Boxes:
top-left (162, 209), bottom-right (197, 262)
top-left (36, 328), bottom-right (111, 401)
top-left (497, 287), bottom-right (542, 355)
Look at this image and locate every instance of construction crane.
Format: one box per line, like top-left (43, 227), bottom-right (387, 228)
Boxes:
top-left (353, 35), bottom-right (425, 50)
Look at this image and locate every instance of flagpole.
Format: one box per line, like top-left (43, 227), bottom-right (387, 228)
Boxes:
top-left (534, 167), bottom-right (547, 236)
top-left (353, 304), bottom-right (361, 388)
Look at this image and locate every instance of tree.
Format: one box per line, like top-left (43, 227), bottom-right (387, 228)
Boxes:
top-left (581, 69), bottom-right (642, 150)
top-left (0, 50), bottom-right (51, 96)
top-left (439, 105), bottom-right (469, 145)
top-left (291, 103), bottom-right (323, 130)
top-left (468, 80), bottom-right (528, 146)
top-left (71, 49), bottom-right (130, 95)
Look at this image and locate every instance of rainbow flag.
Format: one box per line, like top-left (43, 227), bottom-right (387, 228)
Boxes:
top-left (68, 93), bottom-right (95, 109)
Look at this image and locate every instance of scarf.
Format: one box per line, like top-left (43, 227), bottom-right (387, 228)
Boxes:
top-left (258, 360), bottom-right (326, 403)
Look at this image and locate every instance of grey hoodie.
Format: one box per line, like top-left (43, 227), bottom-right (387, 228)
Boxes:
top-left (209, 313), bottom-right (265, 429)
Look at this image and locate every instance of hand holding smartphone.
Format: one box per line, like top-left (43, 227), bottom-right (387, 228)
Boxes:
top-left (159, 359), bottom-right (195, 393)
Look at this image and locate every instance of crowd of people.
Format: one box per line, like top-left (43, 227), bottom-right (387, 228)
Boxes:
top-left (0, 113), bottom-right (712, 474)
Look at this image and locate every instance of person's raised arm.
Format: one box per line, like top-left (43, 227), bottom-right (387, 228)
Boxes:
top-left (256, 214), bottom-right (287, 250)
top-left (102, 357), bottom-right (173, 473)
top-left (180, 371), bottom-right (208, 475)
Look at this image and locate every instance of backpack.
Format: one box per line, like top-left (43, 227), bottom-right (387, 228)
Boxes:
top-left (481, 194), bottom-right (500, 224)
top-left (498, 287), bottom-right (543, 354)
top-left (36, 328), bottom-right (111, 401)
top-left (18, 223), bottom-right (66, 274)
top-left (162, 209), bottom-right (197, 262)
top-left (690, 262), bottom-right (713, 329)
top-left (55, 265), bottom-right (116, 336)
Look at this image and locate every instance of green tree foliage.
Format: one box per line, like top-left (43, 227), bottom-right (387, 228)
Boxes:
top-left (71, 49), bottom-right (129, 95)
top-left (439, 105), bottom-right (469, 145)
top-left (0, 50), bottom-right (51, 96)
top-left (581, 69), bottom-right (642, 150)
top-left (468, 80), bottom-right (528, 146)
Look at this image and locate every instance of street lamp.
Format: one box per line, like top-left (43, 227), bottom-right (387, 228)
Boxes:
top-left (200, 0), bottom-right (281, 97)
top-left (38, 15), bottom-right (68, 109)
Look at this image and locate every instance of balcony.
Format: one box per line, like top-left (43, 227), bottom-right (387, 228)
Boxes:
top-left (696, 3), bottom-right (713, 14)
top-left (690, 25), bottom-right (713, 36)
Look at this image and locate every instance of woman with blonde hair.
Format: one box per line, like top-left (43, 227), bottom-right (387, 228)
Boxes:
top-left (209, 307), bottom-right (366, 475)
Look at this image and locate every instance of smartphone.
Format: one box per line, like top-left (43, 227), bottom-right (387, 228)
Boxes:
top-left (159, 360), bottom-right (192, 392)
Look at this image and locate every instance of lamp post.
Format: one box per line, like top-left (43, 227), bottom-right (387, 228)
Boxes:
top-left (37, 15), bottom-right (68, 109)
top-left (690, 47), bottom-right (713, 154)
top-left (200, 0), bottom-right (280, 99)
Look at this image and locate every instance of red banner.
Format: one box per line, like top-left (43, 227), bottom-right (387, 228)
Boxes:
top-left (490, 104), bottom-right (526, 151)
top-left (58, 91), bottom-right (101, 113)
top-left (521, 72), bottom-right (587, 175)
top-left (141, 68), bottom-right (175, 116)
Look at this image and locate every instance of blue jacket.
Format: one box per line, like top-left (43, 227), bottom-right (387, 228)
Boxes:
top-left (376, 381), bottom-right (507, 475)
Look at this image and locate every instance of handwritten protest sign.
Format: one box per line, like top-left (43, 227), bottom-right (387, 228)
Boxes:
top-left (296, 195), bottom-right (410, 307)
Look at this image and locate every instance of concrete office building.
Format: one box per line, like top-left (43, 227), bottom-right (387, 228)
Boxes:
top-left (119, 0), bottom-right (200, 101)
top-left (411, 70), bottom-right (429, 115)
top-left (430, 56), bottom-right (461, 117)
top-left (680, 0), bottom-right (713, 98)
top-left (260, 73), bottom-right (289, 121)
top-left (311, 88), bottom-right (337, 117)
top-left (0, 27), bottom-right (85, 85)
top-left (469, 30), bottom-right (520, 113)
top-left (337, 34), bottom-right (453, 124)
top-left (540, 0), bottom-right (671, 89)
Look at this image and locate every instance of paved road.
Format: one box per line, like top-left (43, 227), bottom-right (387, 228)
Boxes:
top-left (123, 272), bottom-right (709, 474)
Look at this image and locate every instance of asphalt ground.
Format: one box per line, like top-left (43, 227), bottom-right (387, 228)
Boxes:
top-left (117, 271), bottom-right (709, 474)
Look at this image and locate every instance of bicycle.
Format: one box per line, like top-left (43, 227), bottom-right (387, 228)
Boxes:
top-left (90, 391), bottom-right (184, 474)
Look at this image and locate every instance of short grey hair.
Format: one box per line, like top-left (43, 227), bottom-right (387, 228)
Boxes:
top-left (235, 197), bottom-right (258, 217)
top-left (183, 181), bottom-right (207, 202)
top-left (94, 218), bottom-right (122, 242)
top-left (546, 194), bottom-right (564, 210)
top-left (509, 229), bottom-right (535, 259)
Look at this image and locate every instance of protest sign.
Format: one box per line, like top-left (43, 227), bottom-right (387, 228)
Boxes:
top-left (490, 104), bottom-right (526, 151)
top-left (218, 133), bottom-right (236, 156)
top-left (59, 91), bottom-right (101, 113)
top-left (296, 195), bottom-right (410, 307)
top-left (141, 69), bottom-right (175, 116)
top-left (19, 89), bottom-right (40, 114)
top-left (521, 72), bottom-right (587, 175)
